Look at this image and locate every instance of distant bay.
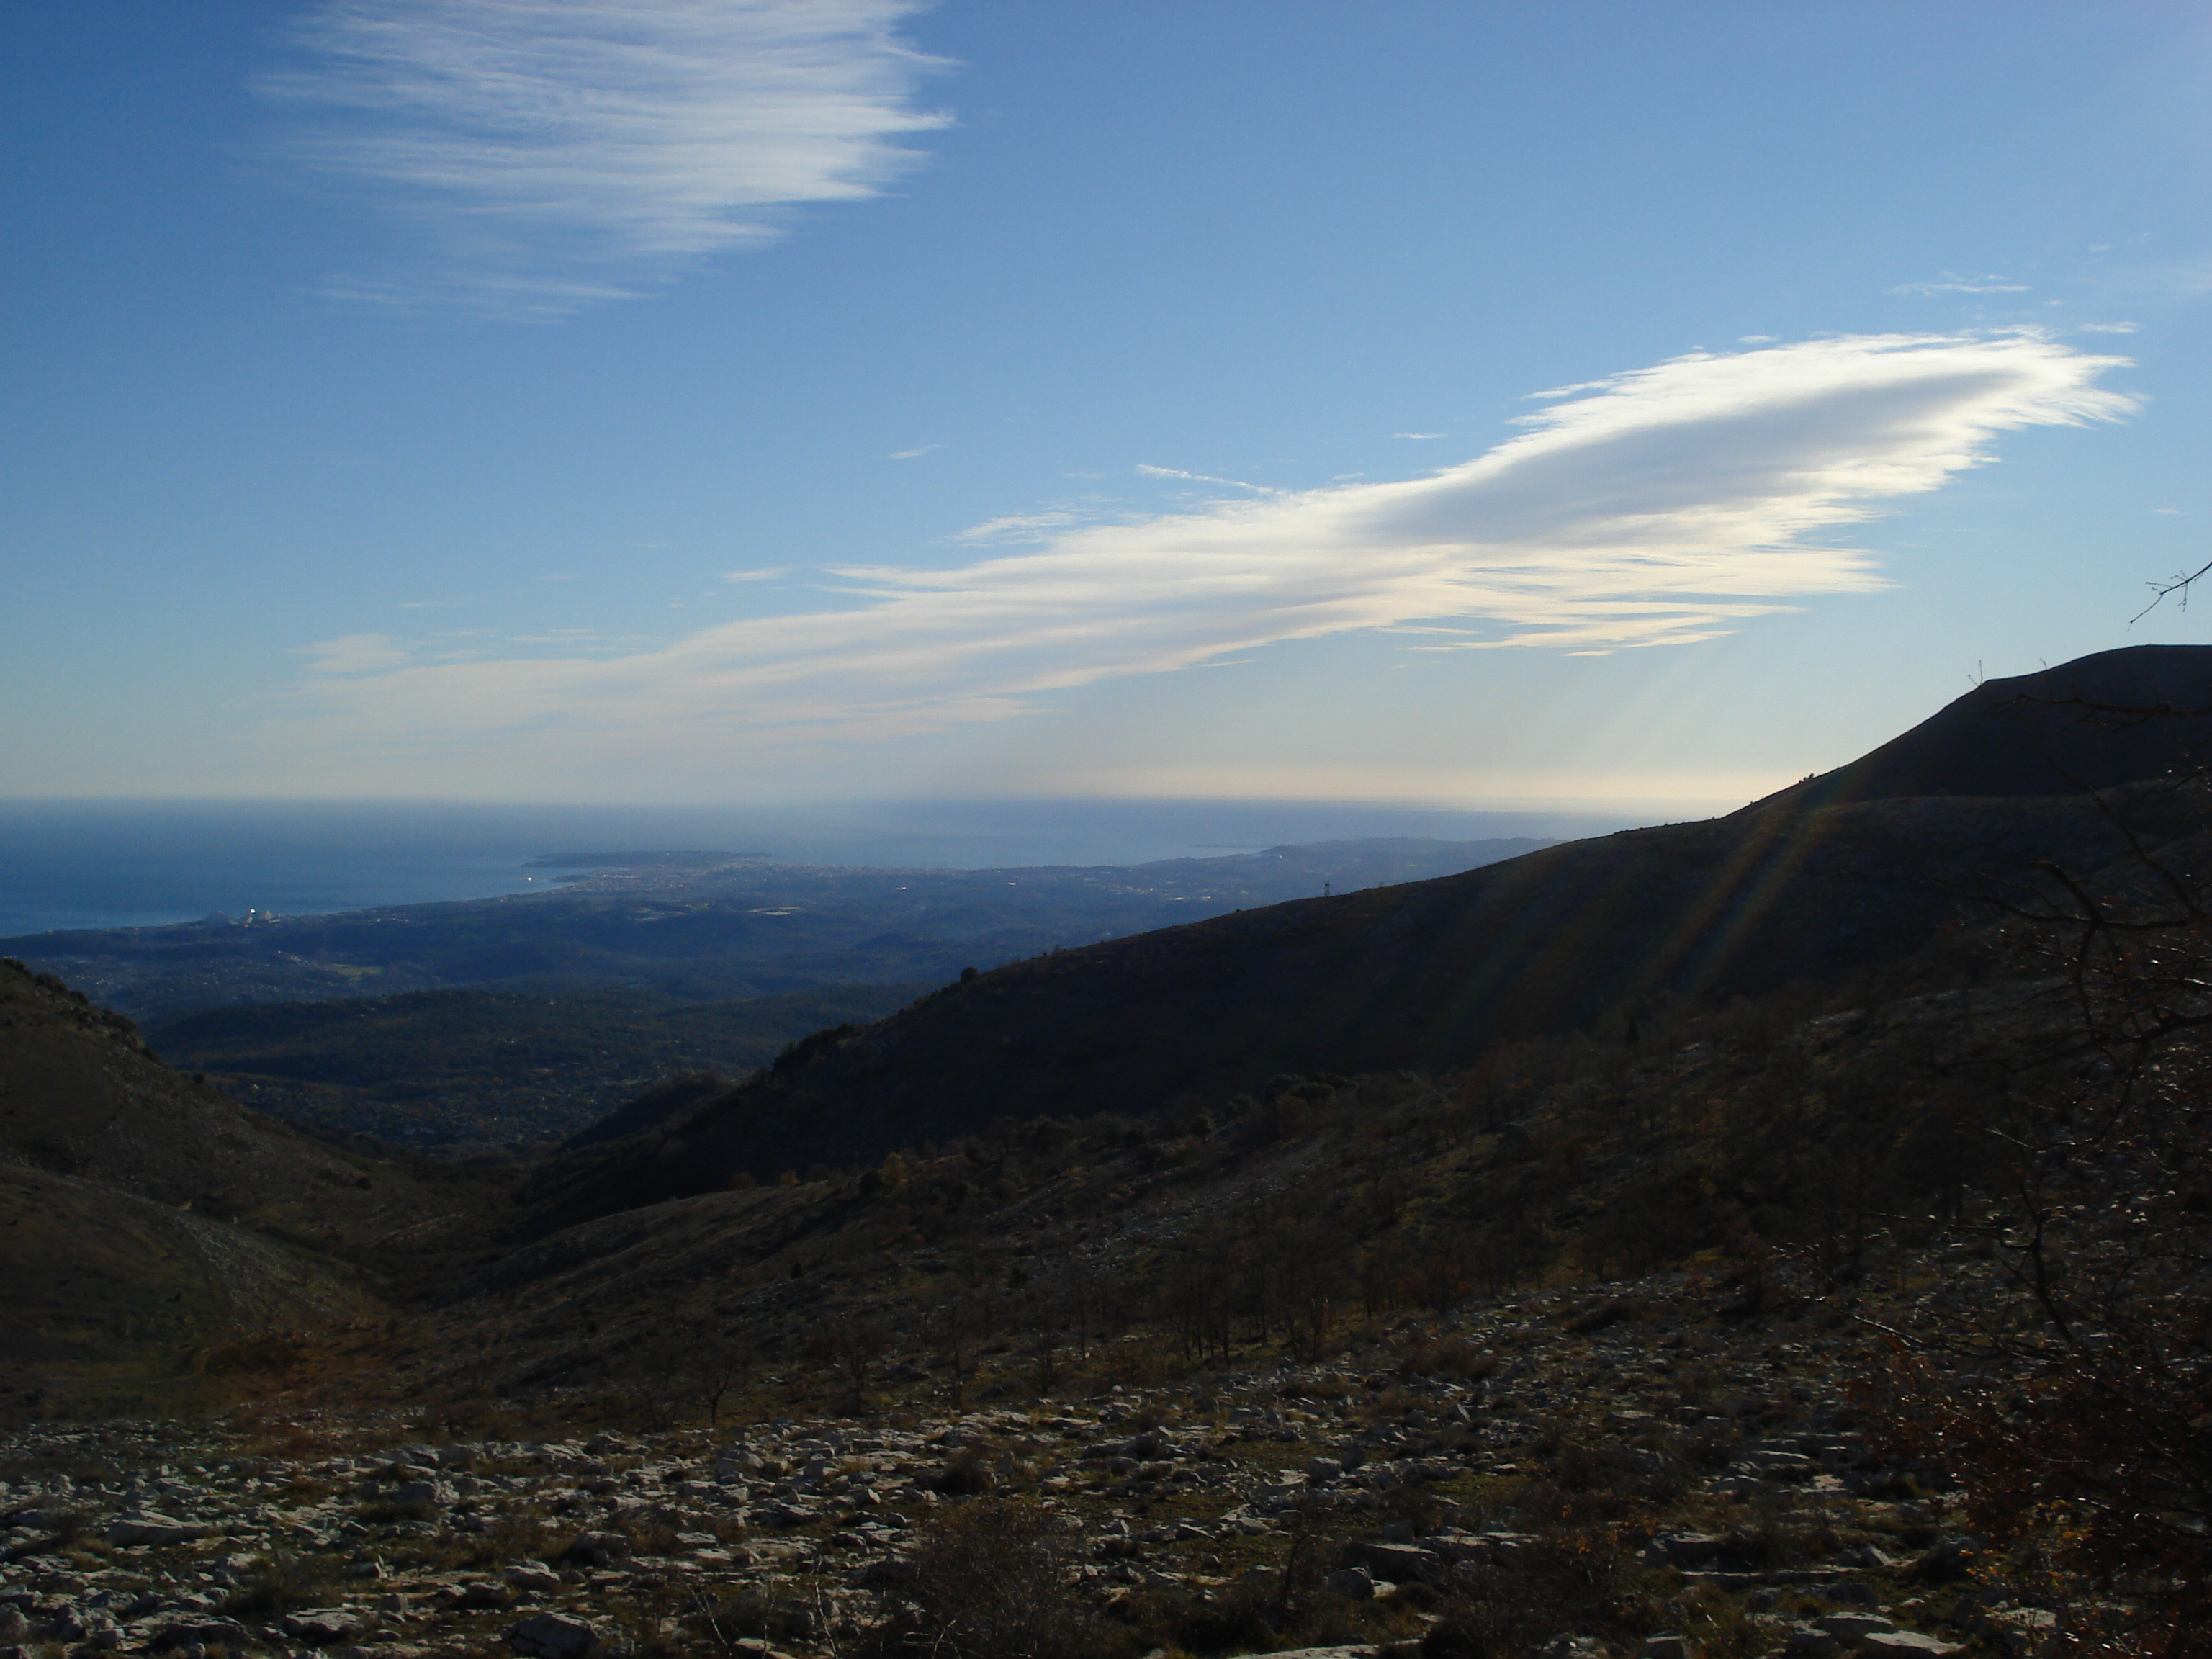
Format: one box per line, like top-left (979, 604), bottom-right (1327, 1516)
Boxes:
top-left (0, 797), bottom-right (1654, 937)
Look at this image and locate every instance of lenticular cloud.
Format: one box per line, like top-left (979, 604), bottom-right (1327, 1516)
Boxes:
top-left (293, 332), bottom-right (2133, 757)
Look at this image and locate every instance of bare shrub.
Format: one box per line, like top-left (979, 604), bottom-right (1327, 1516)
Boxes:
top-left (219, 1552), bottom-right (334, 1620)
top-left (855, 1499), bottom-right (1118, 1659)
top-left (1135, 1519), bottom-right (1373, 1657)
top-left (683, 1588), bottom-right (814, 1652)
top-left (931, 1445), bottom-right (994, 1496)
top-left (1397, 1336), bottom-right (1499, 1381)
top-left (1420, 1534), bottom-right (1655, 1658)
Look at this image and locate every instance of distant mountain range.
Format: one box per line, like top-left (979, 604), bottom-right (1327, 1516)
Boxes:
top-left (2, 836), bottom-right (1558, 1024)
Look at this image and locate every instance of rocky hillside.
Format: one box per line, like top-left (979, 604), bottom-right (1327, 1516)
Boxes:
top-left (0, 1256), bottom-right (2009, 1659)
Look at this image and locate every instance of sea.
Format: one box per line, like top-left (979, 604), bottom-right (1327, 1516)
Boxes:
top-left (0, 798), bottom-right (1660, 938)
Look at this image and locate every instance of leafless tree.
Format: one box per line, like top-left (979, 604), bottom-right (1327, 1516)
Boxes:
top-left (1863, 770), bottom-right (2212, 1655)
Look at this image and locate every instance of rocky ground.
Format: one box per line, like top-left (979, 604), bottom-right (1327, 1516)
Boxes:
top-left (0, 1257), bottom-right (2064, 1659)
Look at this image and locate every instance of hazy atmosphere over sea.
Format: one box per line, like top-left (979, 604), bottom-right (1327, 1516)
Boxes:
top-left (0, 799), bottom-right (1633, 936)
top-left (5, 2), bottom-right (2211, 823)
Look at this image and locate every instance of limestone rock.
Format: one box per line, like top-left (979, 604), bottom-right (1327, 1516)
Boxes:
top-left (1643, 1532), bottom-right (1729, 1569)
top-left (1321, 1565), bottom-right (1373, 1599)
top-left (1347, 1541), bottom-right (1439, 1582)
top-left (279, 1607), bottom-right (363, 1645)
top-left (1858, 1635), bottom-right (1964, 1658)
top-left (105, 1515), bottom-right (212, 1546)
top-left (148, 1620), bottom-right (252, 1652)
top-left (1817, 1614), bottom-right (1897, 1642)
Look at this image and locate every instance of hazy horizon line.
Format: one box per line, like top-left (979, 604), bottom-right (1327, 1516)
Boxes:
top-left (0, 791), bottom-right (1744, 817)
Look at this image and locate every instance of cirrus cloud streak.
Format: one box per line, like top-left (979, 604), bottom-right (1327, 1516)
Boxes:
top-left (285, 333), bottom-right (2133, 776)
top-left (262, 0), bottom-right (952, 313)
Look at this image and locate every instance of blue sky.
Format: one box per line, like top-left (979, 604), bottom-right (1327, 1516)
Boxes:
top-left (5, 1), bottom-right (2210, 811)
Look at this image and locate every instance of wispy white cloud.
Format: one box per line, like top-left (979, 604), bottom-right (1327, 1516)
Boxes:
top-left (1136, 463), bottom-right (1274, 494)
top-left (721, 566), bottom-right (791, 582)
top-left (888, 444), bottom-right (945, 459)
top-left (1891, 273), bottom-right (2031, 295)
top-left (2083, 256), bottom-right (2212, 298)
top-left (261, 0), bottom-right (951, 315)
top-left (949, 510), bottom-right (1079, 544)
top-left (277, 333), bottom-right (2133, 778)
top-left (1393, 431), bottom-right (1447, 440)
top-left (2080, 320), bottom-right (2141, 333)
top-left (298, 633), bottom-right (415, 674)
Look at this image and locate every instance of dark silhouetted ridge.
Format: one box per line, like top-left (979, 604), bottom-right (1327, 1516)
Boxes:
top-left (1759, 644), bottom-right (2212, 810)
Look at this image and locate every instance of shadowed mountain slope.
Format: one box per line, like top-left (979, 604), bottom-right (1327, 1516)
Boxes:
top-left (0, 958), bottom-right (489, 1403)
top-left (140, 980), bottom-right (933, 1155)
top-left (0, 959), bottom-right (459, 1238)
top-left (537, 647), bottom-right (2212, 1215)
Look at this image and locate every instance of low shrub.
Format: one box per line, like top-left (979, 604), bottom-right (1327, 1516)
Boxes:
top-left (855, 1499), bottom-right (1120, 1659)
top-left (219, 1552), bottom-right (334, 1620)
